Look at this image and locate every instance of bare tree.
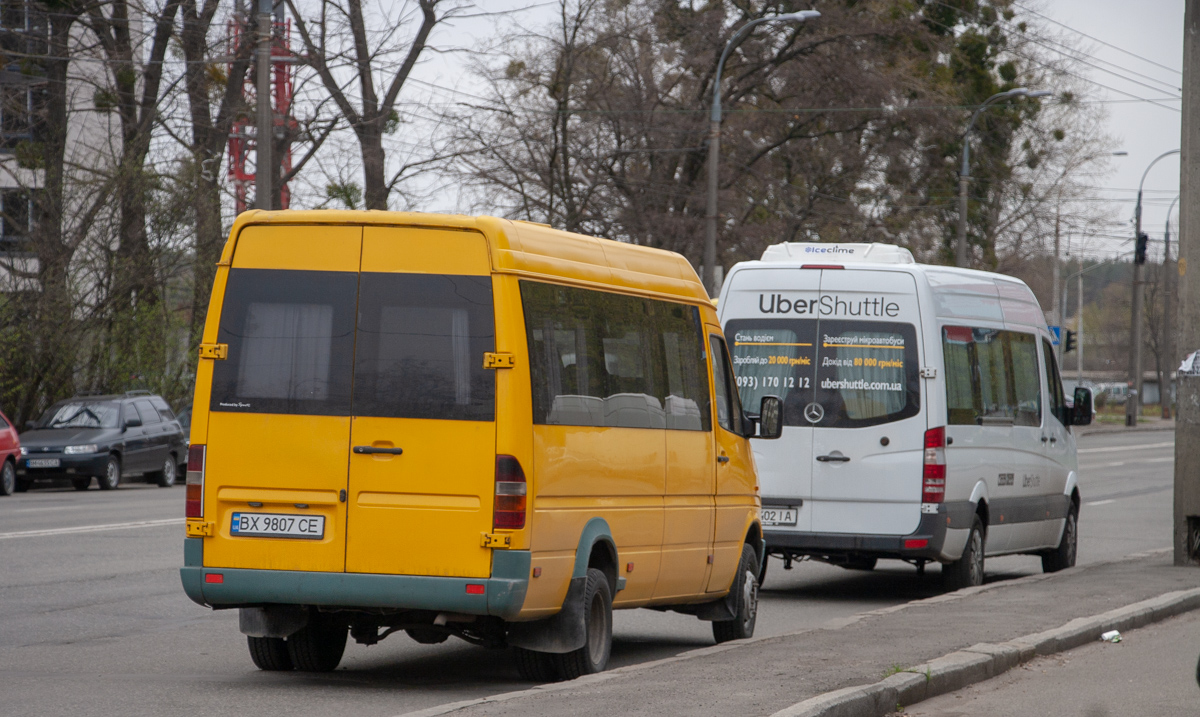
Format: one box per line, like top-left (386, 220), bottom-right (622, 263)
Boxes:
top-left (286, 0), bottom-right (457, 210)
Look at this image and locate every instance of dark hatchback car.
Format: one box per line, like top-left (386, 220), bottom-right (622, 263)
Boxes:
top-left (16, 392), bottom-right (187, 491)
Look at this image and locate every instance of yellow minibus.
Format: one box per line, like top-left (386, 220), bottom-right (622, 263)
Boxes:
top-left (180, 211), bottom-right (780, 680)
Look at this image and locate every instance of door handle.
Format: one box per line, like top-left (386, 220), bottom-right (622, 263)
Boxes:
top-left (717, 455), bottom-right (730, 464)
top-left (353, 446), bottom-right (404, 455)
top-left (816, 454), bottom-right (851, 463)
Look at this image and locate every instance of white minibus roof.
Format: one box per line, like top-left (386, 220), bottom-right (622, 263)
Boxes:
top-left (760, 242), bottom-right (915, 265)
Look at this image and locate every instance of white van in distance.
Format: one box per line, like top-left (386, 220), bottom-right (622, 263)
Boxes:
top-left (717, 243), bottom-right (1094, 589)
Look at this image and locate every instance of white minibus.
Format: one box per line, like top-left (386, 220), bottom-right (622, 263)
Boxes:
top-left (717, 243), bottom-right (1094, 589)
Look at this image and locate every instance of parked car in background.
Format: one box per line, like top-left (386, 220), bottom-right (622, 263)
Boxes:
top-left (16, 391), bottom-right (187, 492)
top-left (0, 407), bottom-right (19, 496)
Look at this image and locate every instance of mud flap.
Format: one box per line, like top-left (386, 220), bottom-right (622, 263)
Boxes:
top-left (505, 575), bottom-right (586, 653)
top-left (239, 605), bottom-right (309, 638)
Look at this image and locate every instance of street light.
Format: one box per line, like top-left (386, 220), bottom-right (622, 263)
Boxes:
top-left (1126, 148), bottom-right (1181, 427)
top-left (956, 88), bottom-right (1054, 268)
top-left (704, 10), bottom-right (821, 297)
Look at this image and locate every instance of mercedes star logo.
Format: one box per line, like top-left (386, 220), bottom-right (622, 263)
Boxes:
top-left (804, 402), bottom-right (824, 424)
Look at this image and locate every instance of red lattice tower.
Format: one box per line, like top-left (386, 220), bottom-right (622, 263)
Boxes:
top-left (228, 16), bottom-right (295, 213)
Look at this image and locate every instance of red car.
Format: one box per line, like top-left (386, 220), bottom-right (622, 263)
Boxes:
top-left (0, 408), bottom-right (18, 495)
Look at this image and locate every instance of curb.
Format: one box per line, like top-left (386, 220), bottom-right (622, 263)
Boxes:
top-left (393, 549), bottom-right (1175, 717)
top-left (768, 586), bottom-right (1200, 717)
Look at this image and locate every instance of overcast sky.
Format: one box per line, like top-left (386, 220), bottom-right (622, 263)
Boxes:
top-left (424, 1), bottom-right (1186, 260)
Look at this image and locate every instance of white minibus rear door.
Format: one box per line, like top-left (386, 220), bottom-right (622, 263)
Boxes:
top-left (808, 270), bottom-right (925, 536)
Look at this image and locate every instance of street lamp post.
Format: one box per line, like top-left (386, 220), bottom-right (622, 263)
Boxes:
top-left (1126, 149), bottom-right (1181, 426)
top-left (1162, 193), bottom-right (1180, 418)
top-left (704, 11), bottom-right (820, 297)
top-left (957, 88), bottom-right (1053, 268)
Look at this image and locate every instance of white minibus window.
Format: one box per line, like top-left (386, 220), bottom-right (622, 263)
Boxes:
top-left (941, 326), bottom-right (1042, 426)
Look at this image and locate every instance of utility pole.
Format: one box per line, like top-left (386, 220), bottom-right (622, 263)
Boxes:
top-left (1077, 259), bottom-right (1084, 384)
top-left (255, 0), bottom-right (274, 210)
top-left (1127, 225), bottom-right (1146, 427)
top-left (1175, 0), bottom-right (1200, 566)
top-left (1052, 208), bottom-right (1062, 362)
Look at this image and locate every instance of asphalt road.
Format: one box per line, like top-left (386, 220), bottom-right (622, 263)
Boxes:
top-left (0, 429), bottom-right (1175, 717)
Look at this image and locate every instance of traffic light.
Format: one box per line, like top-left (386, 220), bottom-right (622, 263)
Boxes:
top-left (1063, 329), bottom-right (1076, 354)
top-left (1135, 232), bottom-right (1149, 265)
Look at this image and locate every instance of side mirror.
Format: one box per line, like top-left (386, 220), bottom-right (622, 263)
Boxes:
top-left (124, 415), bottom-right (142, 429)
top-left (756, 396), bottom-right (783, 439)
top-left (1071, 387), bottom-right (1094, 426)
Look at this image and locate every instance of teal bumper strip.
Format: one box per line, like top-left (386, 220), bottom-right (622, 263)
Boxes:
top-left (180, 550), bottom-right (530, 620)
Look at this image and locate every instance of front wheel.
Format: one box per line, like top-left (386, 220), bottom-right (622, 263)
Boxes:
top-left (1042, 504), bottom-right (1078, 573)
top-left (944, 515), bottom-right (985, 590)
top-left (97, 456), bottom-right (121, 490)
top-left (153, 456), bottom-right (178, 487)
top-left (547, 568), bottom-right (612, 679)
top-left (71, 477), bottom-right (91, 491)
top-left (0, 460), bottom-right (14, 496)
top-left (713, 543), bottom-right (760, 644)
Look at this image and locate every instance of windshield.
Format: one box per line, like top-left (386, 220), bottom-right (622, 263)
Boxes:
top-left (726, 318), bottom-right (920, 428)
top-left (38, 402), bottom-right (120, 429)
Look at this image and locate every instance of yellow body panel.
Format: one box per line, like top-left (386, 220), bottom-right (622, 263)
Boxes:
top-left (706, 327), bottom-right (761, 593)
top-left (531, 425), bottom-right (664, 607)
top-left (346, 417), bottom-right (496, 577)
top-left (230, 224), bottom-right (363, 271)
top-left (202, 413), bottom-right (350, 572)
top-left (655, 429), bottom-right (715, 600)
top-left (362, 226), bottom-right (491, 275)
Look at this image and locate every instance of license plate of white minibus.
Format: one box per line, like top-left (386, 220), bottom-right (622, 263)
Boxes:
top-left (27, 458), bottom-right (60, 468)
top-left (761, 508), bottom-right (798, 526)
top-left (230, 512), bottom-right (324, 539)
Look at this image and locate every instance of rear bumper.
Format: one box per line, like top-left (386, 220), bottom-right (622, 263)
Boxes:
top-left (764, 501), bottom-right (975, 563)
top-left (180, 545), bottom-right (531, 620)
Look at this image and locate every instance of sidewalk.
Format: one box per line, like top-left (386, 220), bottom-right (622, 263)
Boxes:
top-left (400, 552), bottom-right (1200, 717)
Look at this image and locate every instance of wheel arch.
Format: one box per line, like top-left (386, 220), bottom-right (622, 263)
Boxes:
top-left (572, 517), bottom-right (618, 595)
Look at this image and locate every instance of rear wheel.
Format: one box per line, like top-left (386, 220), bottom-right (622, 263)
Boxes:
top-left (713, 543), bottom-right (760, 644)
top-left (547, 568), bottom-right (612, 679)
top-left (286, 614), bottom-right (347, 672)
top-left (944, 515), bottom-right (985, 591)
top-left (71, 477), bottom-right (91, 491)
top-left (153, 456), bottom-right (177, 487)
top-left (1042, 504), bottom-right (1078, 573)
top-left (0, 460), bottom-right (14, 496)
top-left (757, 554), bottom-right (770, 587)
top-left (247, 636), bottom-right (294, 671)
top-left (97, 456), bottom-right (121, 490)
top-left (515, 647), bottom-right (558, 681)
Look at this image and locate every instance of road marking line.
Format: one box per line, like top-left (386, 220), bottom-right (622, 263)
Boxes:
top-left (1086, 499), bottom-right (1116, 507)
top-left (1077, 441), bottom-right (1174, 454)
top-left (0, 518), bottom-right (183, 540)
